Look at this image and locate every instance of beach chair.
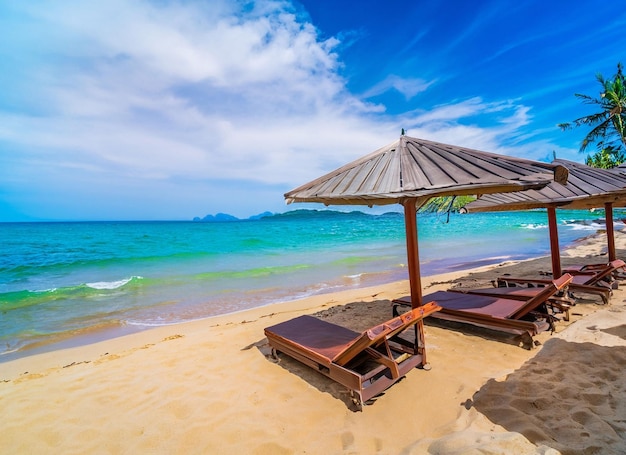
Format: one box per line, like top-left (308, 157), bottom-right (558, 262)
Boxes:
top-left (496, 260), bottom-right (625, 305)
top-left (393, 274), bottom-right (572, 349)
top-left (447, 286), bottom-right (573, 321)
top-left (562, 259), bottom-right (626, 282)
top-left (264, 302), bottom-right (441, 410)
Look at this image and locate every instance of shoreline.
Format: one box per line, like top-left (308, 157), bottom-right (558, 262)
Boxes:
top-left (2, 212), bottom-right (618, 362)
top-left (0, 225), bottom-right (616, 366)
top-left (0, 250), bottom-right (550, 364)
top-left (1, 229), bottom-right (625, 453)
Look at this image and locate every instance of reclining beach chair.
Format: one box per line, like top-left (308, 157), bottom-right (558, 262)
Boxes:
top-left (562, 259), bottom-right (626, 282)
top-left (393, 275), bottom-right (572, 349)
top-left (496, 260), bottom-right (625, 305)
top-left (447, 285), bottom-right (573, 321)
top-left (264, 302), bottom-right (440, 410)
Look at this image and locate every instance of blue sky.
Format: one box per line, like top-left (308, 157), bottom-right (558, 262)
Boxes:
top-left (1, 0), bottom-right (625, 221)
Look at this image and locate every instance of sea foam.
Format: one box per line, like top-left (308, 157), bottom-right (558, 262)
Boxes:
top-left (86, 276), bottom-right (143, 290)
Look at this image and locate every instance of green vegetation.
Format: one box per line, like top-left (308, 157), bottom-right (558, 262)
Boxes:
top-left (559, 63), bottom-right (626, 168)
top-left (584, 145), bottom-right (626, 169)
top-left (419, 195), bottom-right (476, 213)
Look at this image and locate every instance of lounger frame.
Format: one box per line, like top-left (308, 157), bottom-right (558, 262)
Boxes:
top-left (264, 302), bottom-right (440, 409)
top-left (448, 286), bottom-right (573, 321)
top-left (393, 275), bottom-right (572, 348)
top-left (498, 260), bottom-right (625, 305)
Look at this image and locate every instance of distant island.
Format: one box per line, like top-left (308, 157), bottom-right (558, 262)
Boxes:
top-left (193, 211), bottom-right (274, 222)
top-left (192, 209), bottom-right (403, 222)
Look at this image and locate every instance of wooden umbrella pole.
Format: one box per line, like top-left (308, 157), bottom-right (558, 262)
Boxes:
top-left (403, 199), bottom-right (422, 308)
top-left (547, 207), bottom-right (562, 278)
top-left (605, 202), bottom-right (616, 262)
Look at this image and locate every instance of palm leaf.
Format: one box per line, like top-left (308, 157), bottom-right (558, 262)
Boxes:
top-left (561, 63), bottom-right (626, 152)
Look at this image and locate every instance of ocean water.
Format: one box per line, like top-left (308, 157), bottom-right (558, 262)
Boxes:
top-left (0, 209), bottom-right (620, 360)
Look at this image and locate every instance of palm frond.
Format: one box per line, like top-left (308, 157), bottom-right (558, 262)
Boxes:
top-left (574, 93), bottom-right (600, 103)
top-left (569, 111), bottom-right (609, 127)
top-left (561, 63), bottom-right (626, 153)
top-left (579, 121), bottom-right (611, 152)
top-left (557, 122), bottom-right (572, 131)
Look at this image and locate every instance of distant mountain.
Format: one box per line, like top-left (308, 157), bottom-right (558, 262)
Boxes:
top-left (193, 209), bottom-right (401, 222)
top-left (193, 211), bottom-right (275, 222)
top-left (193, 213), bottom-right (239, 222)
top-left (260, 209), bottom-right (402, 220)
top-left (248, 211), bottom-right (274, 220)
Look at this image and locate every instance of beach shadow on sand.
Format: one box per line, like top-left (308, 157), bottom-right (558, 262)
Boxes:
top-left (602, 323), bottom-right (626, 340)
top-left (423, 317), bottom-right (534, 349)
top-left (470, 337), bottom-right (626, 455)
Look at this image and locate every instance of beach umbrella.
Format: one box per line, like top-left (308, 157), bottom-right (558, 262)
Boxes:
top-left (285, 135), bottom-right (568, 313)
top-left (463, 159), bottom-right (626, 277)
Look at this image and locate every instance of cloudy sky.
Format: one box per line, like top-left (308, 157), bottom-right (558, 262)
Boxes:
top-left (1, 0), bottom-right (625, 221)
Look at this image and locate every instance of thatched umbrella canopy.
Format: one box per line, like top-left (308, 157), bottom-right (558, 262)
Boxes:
top-left (285, 135), bottom-right (568, 313)
top-left (464, 159), bottom-right (626, 277)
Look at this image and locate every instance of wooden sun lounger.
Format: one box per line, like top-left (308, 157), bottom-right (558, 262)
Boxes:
top-left (562, 259), bottom-right (626, 282)
top-left (448, 286), bottom-right (573, 321)
top-left (264, 302), bottom-right (441, 410)
top-left (393, 275), bottom-right (572, 348)
top-left (496, 277), bottom-right (611, 305)
top-left (496, 260), bottom-right (625, 305)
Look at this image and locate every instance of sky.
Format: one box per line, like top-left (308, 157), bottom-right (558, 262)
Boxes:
top-left (1, 0), bottom-right (625, 221)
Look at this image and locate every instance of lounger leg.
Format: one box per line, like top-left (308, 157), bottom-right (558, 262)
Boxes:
top-left (269, 348), bottom-right (280, 363)
top-left (350, 390), bottom-right (363, 412)
top-left (520, 332), bottom-right (534, 350)
top-left (415, 320), bottom-right (428, 366)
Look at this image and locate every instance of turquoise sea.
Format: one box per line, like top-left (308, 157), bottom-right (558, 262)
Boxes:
top-left (1, 209), bottom-right (621, 361)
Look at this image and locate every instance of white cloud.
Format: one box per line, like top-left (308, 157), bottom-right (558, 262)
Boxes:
top-left (0, 0), bottom-right (579, 220)
top-left (362, 74), bottom-right (434, 100)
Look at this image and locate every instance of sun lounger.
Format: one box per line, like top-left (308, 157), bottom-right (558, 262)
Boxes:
top-left (496, 277), bottom-right (611, 305)
top-left (393, 274), bottom-right (572, 348)
top-left (562, 259), bottom-right (626, 282)
top-left (496, 260), bottom-right (625, 305)
top-left (264, 302), bottom-right (441, 410)
top-left (447, 286), bottom-right (573, 321)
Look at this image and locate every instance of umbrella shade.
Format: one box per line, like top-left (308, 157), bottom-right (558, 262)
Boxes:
top-left (285, 136), bottom-right (568, 206)
top-left (284, 136), bottom-right (568, 328)
top-left (463, 159), bottom-right (626, 276)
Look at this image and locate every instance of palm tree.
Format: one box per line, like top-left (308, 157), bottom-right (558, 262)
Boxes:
top-left (559, 63), bottom-right (626, 154)
top-left (584, 145), bottom-right (626, 169)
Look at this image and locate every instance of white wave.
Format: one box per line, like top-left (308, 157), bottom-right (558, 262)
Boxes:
top-left (568, 224), bottom-right (602, 231)
top-left (520, 223), bottom-right (547, 230)
top-left (32, 288), bottom-right (57, 294)
top-left (566, 223), bottom-right (604, 231)
top-left (345, 273), bottom-right (363, 279)
top-left (0, 346), bottom-right (21, 356)
top-left (86, 276), bottom-right (143, 290)
top-left (124, 319), bottom-right (175, 327)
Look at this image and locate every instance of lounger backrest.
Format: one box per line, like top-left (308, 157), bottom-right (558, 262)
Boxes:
top-left (580, 260), bottom-right (624, 285)
top-left (609, 259), bottom-right (626, 274)
top-left (508, 273), bottom-right (573, 320)
top-left (332, 301), bottom-right (440, 366)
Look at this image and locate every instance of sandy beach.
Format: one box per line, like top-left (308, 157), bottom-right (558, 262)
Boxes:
top-left (2, 230), bottom-right (626, 454)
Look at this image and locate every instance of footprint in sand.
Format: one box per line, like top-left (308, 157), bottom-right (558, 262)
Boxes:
top-left (341, 432), bottom-right (355, 450)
